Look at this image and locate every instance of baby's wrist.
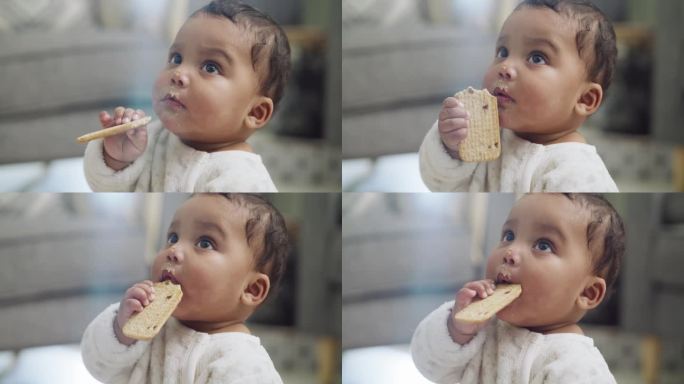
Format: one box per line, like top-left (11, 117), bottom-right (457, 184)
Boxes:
top-left (440, 139), bottom-right (461, 160)
top-left (447, 308), bottom-right (477, 345)
top-left (113, 316), bottom-right (136, 346)
top-left (103, 149), bottom-right (132, 171)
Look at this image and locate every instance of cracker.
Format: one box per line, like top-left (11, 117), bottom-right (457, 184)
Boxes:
top-left (453, 284), bottom-right (521, 324)
top-left (123, 280), bottom-right (183, 341)
top-left (454, 87), bottom-right (500, 161)
top-left (76, 116), bottom-right (152, 143)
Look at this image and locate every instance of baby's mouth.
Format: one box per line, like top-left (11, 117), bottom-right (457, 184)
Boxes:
top-left (492, 87), bottom-right (515, 104)
top-left (161, 92), bottom-right (186, 109)
top-left (160, 269), bottom-right (181, 285)
top-left (495, 266), bottom-right (516, 284)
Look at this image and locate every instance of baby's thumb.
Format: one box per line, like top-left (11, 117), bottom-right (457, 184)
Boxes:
top-left (99, 111), bottom-right (112, 127)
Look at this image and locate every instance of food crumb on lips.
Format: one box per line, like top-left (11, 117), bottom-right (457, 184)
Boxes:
top-left (160, 270), bottom-right (181, 285)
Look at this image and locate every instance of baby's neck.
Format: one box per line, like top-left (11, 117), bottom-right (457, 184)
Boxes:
top-left (515, 129), bottom-right (586, 145)
top-left (182, 138), bottom-right (253, 153)
top-left (527, 322), bottom-right (584, 335)
top-left (180, 318), bottom-right (251, 335)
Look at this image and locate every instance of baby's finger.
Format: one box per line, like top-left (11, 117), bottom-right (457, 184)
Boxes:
top-left (122, 298), bottom-right (144, 315)
top-left (99, 111), bottom-right (113, 127)
top-left (439, 118), bottom-right (469, 134)
top-left (136, 109), bottom-right (146, 118)
top-left (113, 107), bottom-right (126, 124)
top-left (455, 287), bottom-right (477, 310)
top-left (464, 281), bottom-right (490, 299)
top-left (121, 108), bottom-right (136, 124)
top-left (135, 282), bottom-right (156, 297)
top-left (485, 279), bottom-right (496, 293)
top-left (439, 107), bottom-right (470, 122)
top-left (442, 128), bottom-right (467, 144)
top-left (126, 126), bottom-right (148, 142)
top-left (442, 97), bottom-right (463, 109)
top-left (126, 286), bottom-right (151, 306)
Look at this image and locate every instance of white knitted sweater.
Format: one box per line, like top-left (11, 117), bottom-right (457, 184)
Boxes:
top-left (81, 304), bottom-right (283, 384)
top-left (84, 120), bottom-right (277, 192)
top-left (411, 301), bottom-right (617, 384)
top-left (419, 122), bottom-right (618, 192)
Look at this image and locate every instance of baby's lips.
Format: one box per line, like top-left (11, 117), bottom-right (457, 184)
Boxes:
top-left (496, 270), bottom-right (514, 284)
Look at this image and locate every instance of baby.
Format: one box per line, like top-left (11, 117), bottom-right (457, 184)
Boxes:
top-left (411, 193), bottom-right (624, 383)
top-left (84, 0), bottom-right (291, 192)
top-left (81, 193), bottom-right (289, 383)
top-left (419, 0), bottom-right (618, 192)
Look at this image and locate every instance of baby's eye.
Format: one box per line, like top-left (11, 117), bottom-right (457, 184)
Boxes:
top-left (202, 61), bottom-right (221, 74)
top-left (534, 239), bottom-right (554, 252)
top-left (495, 47), bottom-right (509, 59)
top-left (528, 52), bottom-right (547, 65)
top-left (167, 233), bottom-right (179, 245)
top-left (501, 230), bottom-right (515, 242)
top-left (196, 237), bottom-right (215, 250)
top-left (169, 53), bottom-right (182, 65)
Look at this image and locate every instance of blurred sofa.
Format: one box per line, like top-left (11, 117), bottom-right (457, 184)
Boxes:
top-left (0, 194), bottom-right (148, 349)
top-left (0, 0), bottom-right (173, 165)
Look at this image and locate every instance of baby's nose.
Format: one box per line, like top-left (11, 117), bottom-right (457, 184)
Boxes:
top-left (171, 70), bottom-right (189, 87)
top-left (166, 245), bottom-right (184, 263)
top-left (503, 248), bottom-right (520, 265)
top-left (498, 63), bottom-right (516, 81)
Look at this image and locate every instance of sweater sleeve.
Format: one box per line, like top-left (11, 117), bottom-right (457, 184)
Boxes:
top-left (419, 121), bottom-right (492, 191)
top-left (80, 303), bottom-right (150, 383)
top-left (410, 301), bottom-right (487, 384)
top-left (83, 121), bottom-right (166, 192)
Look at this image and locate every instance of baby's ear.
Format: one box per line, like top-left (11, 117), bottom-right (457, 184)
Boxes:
top-left (575, 82), bottom-right (603, 117)
top-left (241, 272), bottom-right (270, 308)
top-left (244, 96), bottom-right (274, 130)
top-left (577, 276), bottom-right (606, 310)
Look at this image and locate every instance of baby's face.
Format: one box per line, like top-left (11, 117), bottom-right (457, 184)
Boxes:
top-left (153, 14), bottom-right (262, 150)
top-left (485, 194), bottom-right (595, 331)
top-left (483, 7), bottom-right (593, 137)
top-left (151, 195), bottom-right (257, 323)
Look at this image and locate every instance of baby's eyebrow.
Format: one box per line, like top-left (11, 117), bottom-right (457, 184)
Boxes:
top-left (534, 222), bottom-right (566, 243)
top-left (523, 36), bottom-right (560, 54)
top-left (195, 220), bottom-right (227, 238)
top-left (496, 35), bottom-right (509, 46)
top-left (200, 47), bottom-right (234, 65)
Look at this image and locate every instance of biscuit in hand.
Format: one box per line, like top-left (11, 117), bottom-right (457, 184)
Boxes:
top-left (122, 280), bottom-right (183, 341)
top-left (454, 87), bottom-right (500, 162)
top-left (453, 284), bottom-right (522, 323)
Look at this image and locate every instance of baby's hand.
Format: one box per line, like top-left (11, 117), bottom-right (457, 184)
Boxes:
top-left (448, 279), bottom-right (496, 345)
top-left (101, 107), bottom-right (149, 171)
top-left (438, 97), bottom-right (470, 159)
top-left (114, 280), bottom-right (156, 346)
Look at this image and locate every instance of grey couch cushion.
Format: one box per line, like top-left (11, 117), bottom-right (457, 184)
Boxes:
top-left (0, 214), bottom-right (147, 349)
top-left (342, 26), bottom-right (495, 158)
top-left (0, 30), bottom-right (166, 117)
top-left (0, 30), bottom-right (167, 163)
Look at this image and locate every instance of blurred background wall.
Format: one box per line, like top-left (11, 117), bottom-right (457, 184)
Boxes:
top-left (0, 0), bottom-right (341, 192)
top-left (0, 193), bottom-right (341, 384)
top-left (342, 0), bottom-right (681, 192)
top-left (342, 193), bottom-right (684, 384)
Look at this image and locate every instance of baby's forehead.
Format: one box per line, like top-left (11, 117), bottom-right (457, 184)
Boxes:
top-left (175, 195), bottom-right (249, 228)
top-left (511, 195), bottom-right (590, 231)
top-left (503, 7), bottom-right (579, 45)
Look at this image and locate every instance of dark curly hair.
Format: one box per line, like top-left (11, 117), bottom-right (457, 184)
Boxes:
top-left (219, 193), bottom-right (290, 295)
top-left (515, 0), bottom-right (617, 92)
top-left (563, 193), bottom-right (625, 291)
top-left (193, 1), bottom-right (291, 109)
